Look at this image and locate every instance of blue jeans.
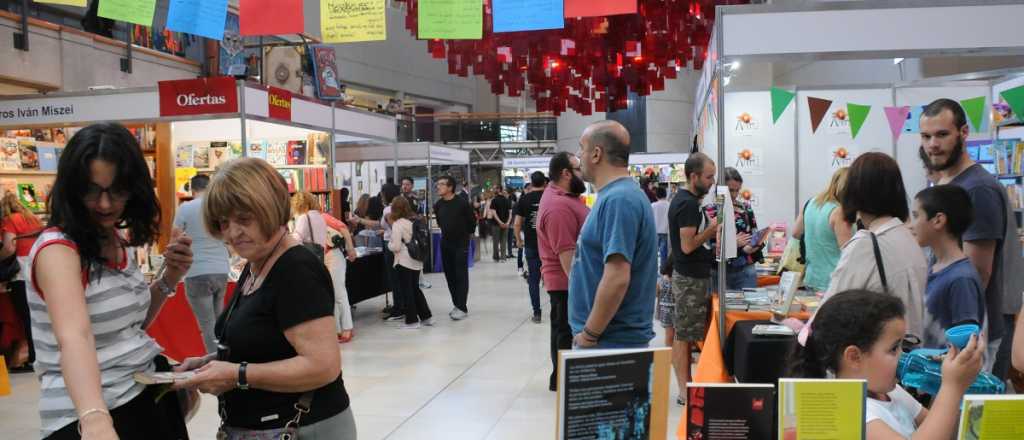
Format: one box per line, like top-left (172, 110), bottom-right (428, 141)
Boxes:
top-left (657, 233), bottom-right (668, 264)
top-left (525, 247), bottom-right (542, 313)
top-left (712, 264), bottom-right (758, 291)
top-left (184, 274), bottom-right (228, 355)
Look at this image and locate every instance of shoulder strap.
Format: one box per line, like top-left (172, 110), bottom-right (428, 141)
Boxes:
top-left (869, 232), bottom-right (889, 293)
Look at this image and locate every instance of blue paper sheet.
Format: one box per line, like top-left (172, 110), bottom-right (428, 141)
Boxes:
top-left (492, 0), bottom-right (564, 33)
top-left (166, 0), bottom-right (229, 41)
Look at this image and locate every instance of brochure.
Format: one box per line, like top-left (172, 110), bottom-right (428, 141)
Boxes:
top-left (778, 379), bottom-right (866, 440)
top-left (958, 395), bottom-right (1024, 440)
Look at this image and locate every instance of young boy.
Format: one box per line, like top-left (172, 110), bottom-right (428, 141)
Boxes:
top-left (909, 185), bottom-right (986, 349)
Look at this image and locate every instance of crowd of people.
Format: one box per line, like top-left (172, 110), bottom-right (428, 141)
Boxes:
top-left (3, 97), bottom-right (1024, 439)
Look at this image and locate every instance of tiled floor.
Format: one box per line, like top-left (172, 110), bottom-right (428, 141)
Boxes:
top-left (1, 258), bottom-right (684, 440)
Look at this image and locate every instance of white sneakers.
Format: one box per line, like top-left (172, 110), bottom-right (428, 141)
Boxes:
top-left (449, 308), bottom-right (468, 320)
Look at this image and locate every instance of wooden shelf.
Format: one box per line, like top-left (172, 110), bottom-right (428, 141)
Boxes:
top-left (0, 169), bottom-right (57, 176)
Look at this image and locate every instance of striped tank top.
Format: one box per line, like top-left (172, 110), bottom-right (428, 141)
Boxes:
top-left (27, 228), bottom-right (162, 437)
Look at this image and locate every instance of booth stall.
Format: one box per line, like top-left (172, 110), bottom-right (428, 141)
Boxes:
top-left (335, 142), bottom-right (475, 274)
top-left (684, 0), bottom-right (1024, 402)
top-left (501, 156), bottom-right (552, 189)
top-left (0, 77), bottom-right (396, 361)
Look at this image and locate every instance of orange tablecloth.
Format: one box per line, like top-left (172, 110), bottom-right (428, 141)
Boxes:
top-left (147, 282), bottom-right (235, 362)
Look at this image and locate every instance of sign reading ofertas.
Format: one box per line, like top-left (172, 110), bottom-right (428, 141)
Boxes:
top-left (159, 76), bottom-right (239, 117)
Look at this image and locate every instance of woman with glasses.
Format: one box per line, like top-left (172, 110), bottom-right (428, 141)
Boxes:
top-left (29, 123), bottom-right (194, 439)
top-left (704, 167), bottom-right (764, 290)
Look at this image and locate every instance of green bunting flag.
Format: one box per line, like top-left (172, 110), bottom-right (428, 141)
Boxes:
top-left (771, 87), bottom-right (795, 124)
top-left (959, 96), bottom-right (986, 132)
top-left (847, 103), bottom-right (871, 140)
top-left (1001, 85), bottom-right (1024, 123)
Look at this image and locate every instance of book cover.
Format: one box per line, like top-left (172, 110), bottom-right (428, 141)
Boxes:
top-left (308, 133), bottom-right (331, 165)
top-left (686, 383), bottom-right (774, 440)
top-left (778, 379), bottom-right (866, 440)
top-left (278, 169), bottom-right (298, 192)
top-left (309, 45), bottom-right (342, 100)
top-left (557, 347), bottom-right (671, 440)
top-left (957, 395), bottom-right (1024, 440)
top-left (17, 183), bottom-right (41, 212)
top-left (32, 128), bottom-right (52, 142)
top-left (247, 141), bottom-right (268, 161)
top-left (287, 140), bottom-right (307, 165)
top-left (17, 138), bottom-right (38, 170)
top-left (267, 142), bottom-right (287, 166)
top-left (37, 143), bottom-right (59, 171)
top-left (0, 138), bottom-right (20, 170)
top-left (209, 142), bottom-right (229, 170)
top-left (1017, 142), bottom-right (1024, 175)
top-left (0, 178), bottom-right (17, 196)
top-left (229, 142), bottom-right (243, 159)
top-left (192, 143), bottom-right (210, 169)
top-left (176, 144), bottom-right (194, 168)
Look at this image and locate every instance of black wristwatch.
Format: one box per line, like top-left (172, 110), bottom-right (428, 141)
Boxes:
top-left (237, 362), bottom-right (249, 390)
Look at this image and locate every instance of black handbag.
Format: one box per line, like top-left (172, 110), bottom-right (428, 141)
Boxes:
top-left (0, 255), bottom-right (19, 283)
top-left (300, 215), bottom-right (324, 263)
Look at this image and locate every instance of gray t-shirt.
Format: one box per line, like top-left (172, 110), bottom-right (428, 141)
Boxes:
top-left (950, 164), bottom-right (1007, 340)
top-left (173, 196), bottom-right (229, 278)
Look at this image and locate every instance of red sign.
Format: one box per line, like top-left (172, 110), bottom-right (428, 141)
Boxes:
top-left (159, 77), bottom-right (238, 117)
top-left (268, 87), bottom-right (292, 121)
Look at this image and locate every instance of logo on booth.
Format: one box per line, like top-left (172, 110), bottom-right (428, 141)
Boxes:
top-left (159, 77), bottom-right (238, 117)
top-left (268, 87), bottom-right (292, 121)
top-left (832, 147), bottom-right (853, 168)
top-left (734, 112), bottom-right (760, 133)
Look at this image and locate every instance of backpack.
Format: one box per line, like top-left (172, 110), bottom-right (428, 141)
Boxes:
top-left (405, 218), bottom-right (431, 262)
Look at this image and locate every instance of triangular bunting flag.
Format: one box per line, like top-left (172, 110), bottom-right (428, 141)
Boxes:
top-left (771, 87), bottom-right (795, 124)
top-left (847, 103), bottom-right (871, 139)
top-left (1001, 85), bottom-right (1024, 122)
top-left (807, 97), bottom-right (832, 134)
top-left (959, 96), bottom-right (986, 132)
top-left (884, 106), bottom-right (911, 142)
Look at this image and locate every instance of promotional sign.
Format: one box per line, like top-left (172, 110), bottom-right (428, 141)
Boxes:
top-left (268, 87), bottom-right (293, 121)
top-left (158, 77), bottom-right (238, 117)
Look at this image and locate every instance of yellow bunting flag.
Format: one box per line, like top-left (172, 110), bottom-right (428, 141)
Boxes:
top-left (321, 0), bottom-right (387, 43)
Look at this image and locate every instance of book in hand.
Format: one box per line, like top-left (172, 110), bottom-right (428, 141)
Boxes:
top-left (557, 347), bottom-right (672, 440)
top-left (778, 379), bottom-right (866, 440)
top-left (686, 383), bottom-right (774, 440)
top-left (133, 371), bottom-right (195, 385)
top-left (958, 395), bottom-right (1024, 440)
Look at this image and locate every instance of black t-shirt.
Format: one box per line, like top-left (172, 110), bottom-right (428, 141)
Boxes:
top-left (491, 195), bottom-right (512, 223)
top-left (403, 192), bottom-right (421, 215)
top-left (367, 195), bottom-right (385, 221)
top-left (215, 246), bottom-right (349, 429)
top-left (669, 189), bottom-right (713, 278)
top-left (434, 196), bottom-right (476, 247)
top-left (514, 190), bottom-right (543, 249)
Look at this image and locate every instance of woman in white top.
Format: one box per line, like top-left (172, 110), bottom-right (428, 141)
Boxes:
top-left (800, 153), bottom-right (928, 344)
top-left (387, 196), bottom-right (433, 330)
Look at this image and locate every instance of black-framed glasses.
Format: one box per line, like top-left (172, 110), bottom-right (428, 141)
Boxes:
top-left (83, 184), bottom-right (131, 203)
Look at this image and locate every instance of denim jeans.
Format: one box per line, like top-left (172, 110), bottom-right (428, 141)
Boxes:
top-left (184, 273), bottom-right (228, 355)
top-left (524, 247), bottom-right (542, 314)
top-left (711, 263), bottom-right (758, 291)
top-left (657, 233), bottom-right (668, 265)
top-left (325, 249), bottom-right (353, 332)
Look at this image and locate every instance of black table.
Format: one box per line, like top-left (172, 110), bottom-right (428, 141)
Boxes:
top-left (346, 252), bottom-right (391, 305)
top-left (724, 320), bottom-right (797, 384)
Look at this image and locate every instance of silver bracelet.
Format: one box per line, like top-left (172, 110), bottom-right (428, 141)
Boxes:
top-left (77, 408), bottom-right (111, 434)
top-left (155, 277), bottom-right (176, 297)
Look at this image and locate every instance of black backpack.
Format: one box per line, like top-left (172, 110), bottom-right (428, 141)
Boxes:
top-left (405, 218), bottom-right (431, 262)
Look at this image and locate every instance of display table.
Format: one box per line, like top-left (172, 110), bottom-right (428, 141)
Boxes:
top-left (693, 295), bottom-right (810, 383)
top-left (147, 282), bottom-right (236, 362)
top-left (347, 251), bottom-right (390, 305)
top-left (429, 232), bottom-right (477, 273)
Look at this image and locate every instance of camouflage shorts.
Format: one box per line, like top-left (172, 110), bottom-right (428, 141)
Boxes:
top-left (672, 274), bottom-right (712, 342)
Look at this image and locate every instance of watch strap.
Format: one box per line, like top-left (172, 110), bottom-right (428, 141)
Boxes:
top-left (237, 361), bottom-right (249, 390)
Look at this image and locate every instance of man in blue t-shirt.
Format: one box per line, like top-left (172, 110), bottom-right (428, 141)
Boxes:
top-left (909, 185), bottom-right (985, 348)
top-left (569, 120), bottom-right (658, 349)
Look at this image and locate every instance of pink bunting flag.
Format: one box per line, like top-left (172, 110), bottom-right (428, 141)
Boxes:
top-left (884, 106), bottom-right (911, 142)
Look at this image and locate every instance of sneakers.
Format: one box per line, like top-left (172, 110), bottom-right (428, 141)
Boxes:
top-left (531, 312), bottom-right (542, 323)
top-left (419, 280), bottom-right (432, 289)
top-left (398, 322), bottom-right (421, 330)
top-left (422, 317), bottom-right (435, 326)
top-left (450, 308), bottom-right (468, 320)
top-left (385, 314), bottom-right (405, 322)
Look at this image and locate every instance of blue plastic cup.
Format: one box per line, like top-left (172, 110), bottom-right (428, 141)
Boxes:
top-left (945, 324), bottom-right (980, 350)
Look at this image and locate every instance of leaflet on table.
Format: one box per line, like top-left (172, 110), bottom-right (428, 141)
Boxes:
top-left (958, 395), bottom-right (1024, 440)
top-left (557, 347), bottom-right (671, 440)
top-left (686, 383), bottom-right (774, 440)
top-left (778, 379), bottom-right (866, 440)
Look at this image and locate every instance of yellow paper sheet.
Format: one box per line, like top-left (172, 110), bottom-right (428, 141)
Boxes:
top-left (321, 0), bottom-right (387, 43)
top-left (35, 0), bottom-right (87, 6)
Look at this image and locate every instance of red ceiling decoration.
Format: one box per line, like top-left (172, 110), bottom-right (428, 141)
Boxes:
top-left (395, 0), bottom-right (747, 115)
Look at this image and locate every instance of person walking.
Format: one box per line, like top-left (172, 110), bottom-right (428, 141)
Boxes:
top-left (434, 176), bottom-right (476, 320)
top-left (569, 120), bottom-right (658, 351)
top-left (652, 186), bottom-right (670, 265)
top-left (173, 174), bottom-right (230, 355)
top-left (388, 196), bottom-right (433, 330)
top-left (538, 152), bottom-right (590, 390)
top-left (515, 172), bottom-right (547, 323)
top-left (490, 187), bottom-right (512, 262)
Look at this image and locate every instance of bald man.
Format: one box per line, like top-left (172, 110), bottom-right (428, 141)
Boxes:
top-left (569, 120), bottom-right (658, 350)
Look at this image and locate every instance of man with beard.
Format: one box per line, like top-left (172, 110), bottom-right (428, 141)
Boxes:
top-left (669, 152), bottom-right (721, 405)
top-left (537, 152), bottom-right (590, 391)
top-left (921, 98), bottom-right (1024, 378)
top-left (569, 120), bottom-right (658, 351)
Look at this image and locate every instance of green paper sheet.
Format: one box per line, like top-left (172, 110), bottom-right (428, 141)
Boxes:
top-left (848, 103), bottom-right (871, 140)
top-left (98, 0), bottom-right (157, 26)
top-left (771, 87), bottom-right (795, 124)
top-left (960, 96), bottom-right (987, 132)
top-left (418, 0), bottom-right (482, 40)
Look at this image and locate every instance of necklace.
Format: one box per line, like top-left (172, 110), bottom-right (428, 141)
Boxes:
top-left (241, 230), bottom-right (287, 296)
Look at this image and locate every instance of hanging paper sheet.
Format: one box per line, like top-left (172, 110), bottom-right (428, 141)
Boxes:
top-left (166, 0), bottom-right (229, 40)
top-left (98, 0), bottom-right (157, 26)
top-left (321, 0), bottom-right (387, 43)
top-left (493, 0), bottom-right (564, 33)
top-left (418, 0), bottom-right (483, 40)
top-left (239, 0), bottom-right (304, 36)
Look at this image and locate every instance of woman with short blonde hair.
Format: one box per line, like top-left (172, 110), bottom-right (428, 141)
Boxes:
top-left (178, 158), bottom-right (356, 439)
